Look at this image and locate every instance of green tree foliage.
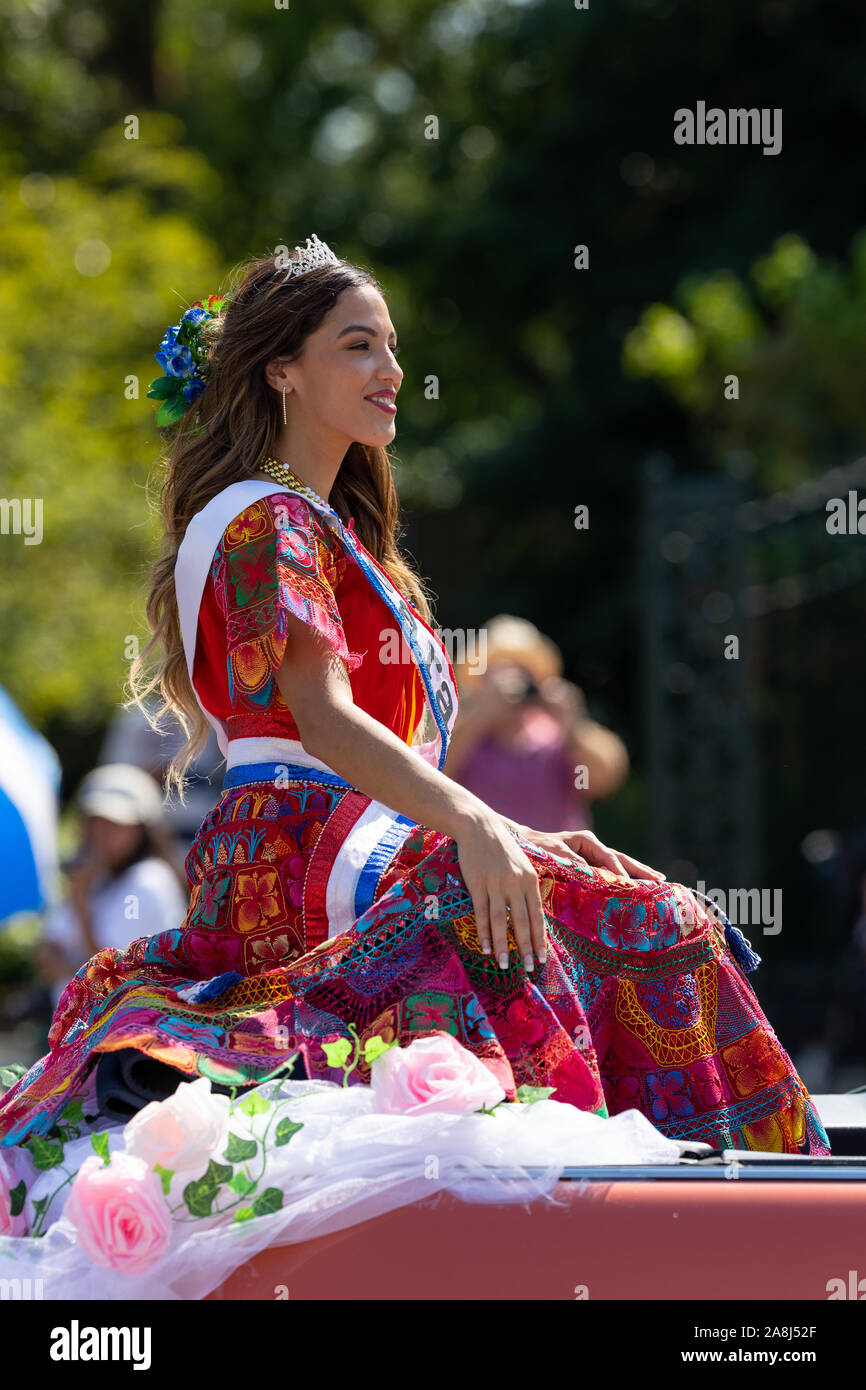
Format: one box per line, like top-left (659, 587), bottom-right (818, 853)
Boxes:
top-left (623, 232), bottom-right (866, 488)
top-left (0, 137), bottom-right (222, 726)
top-left (1, 0), bottom-right (864, 826)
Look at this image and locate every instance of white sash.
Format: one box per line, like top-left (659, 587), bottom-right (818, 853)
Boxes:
top-left (174, 480), bottom-right (459, 768)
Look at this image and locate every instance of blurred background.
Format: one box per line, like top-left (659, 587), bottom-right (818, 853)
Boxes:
top-left (1, 0), bottom-right (865, 1092)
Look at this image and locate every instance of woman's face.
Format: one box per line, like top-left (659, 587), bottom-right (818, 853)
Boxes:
top-left (269, 284), bottom-right (403, 447)
top-left (85, 815), bottom-right (144, 867)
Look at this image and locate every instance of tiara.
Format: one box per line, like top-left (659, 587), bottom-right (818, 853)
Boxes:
top-left (277, 233), bottom-right (340, 281)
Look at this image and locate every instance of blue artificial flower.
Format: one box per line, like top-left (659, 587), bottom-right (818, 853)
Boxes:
top-left (157, 325), bottom-right (181, 355)
top-left (149, 296), bottom-right (227, 424)
top-left (183, 376), bottom-right (206, 404)
top-left (155, 337), bottom-right (195, 378)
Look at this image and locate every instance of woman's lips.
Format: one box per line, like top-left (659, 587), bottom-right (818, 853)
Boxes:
top-left (366, 396), bottom-right (397, 415)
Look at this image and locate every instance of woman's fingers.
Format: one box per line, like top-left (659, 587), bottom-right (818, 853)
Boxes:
top-left (506, 892), bottom-right (535, 972)
top-left (526, 875), bottom-right (547, 964)
top-left (543, 837), bottom-right (589, 869)
top-left (580, 837), bottom-right (629, 877)
top-left (583, 835), bottom-right (664, 882)
top-left (616, 851), bottom-right (666, 882)
top-left (472, 886), bottom-right (493, 955)
top-left (489, 890), bottom-right (511, 969)
top-left (458, 832), bottom-right (550, 973)
top-left (508, 862), bottom-right (547, 969)
top-left (564, 831), bottom-right (661, 882)
top-left (520, 830), bottom-right (587, 871)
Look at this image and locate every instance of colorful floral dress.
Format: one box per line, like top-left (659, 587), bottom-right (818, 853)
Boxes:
top-left (0, 485), bottom-right (830, 1155)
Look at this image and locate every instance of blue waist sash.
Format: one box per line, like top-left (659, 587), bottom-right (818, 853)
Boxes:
top-left (222, 760), bottom-right (352, 791)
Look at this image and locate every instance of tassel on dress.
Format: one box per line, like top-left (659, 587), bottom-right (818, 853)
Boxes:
top-left (724, 922), bottom-right (762, 973)
top-left (693, 890), bottom-right (762, 973)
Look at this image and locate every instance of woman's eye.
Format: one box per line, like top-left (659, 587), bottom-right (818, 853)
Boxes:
top-left (350, 342), bottom-right (401, 357)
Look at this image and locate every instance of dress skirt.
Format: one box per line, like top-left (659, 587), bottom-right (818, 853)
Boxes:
top-left (0, 758), bottom-right (830, 1154)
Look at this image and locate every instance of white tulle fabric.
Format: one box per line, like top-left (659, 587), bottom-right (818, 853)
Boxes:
top-left (0, 1080), bottom-right (680, 1301)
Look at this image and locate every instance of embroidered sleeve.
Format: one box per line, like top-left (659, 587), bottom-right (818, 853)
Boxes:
top-left (213, 493), bottom-right (365, 714)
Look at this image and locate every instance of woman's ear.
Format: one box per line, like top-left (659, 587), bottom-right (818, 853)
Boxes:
top-left (264, 358), bottom-right (292, 393)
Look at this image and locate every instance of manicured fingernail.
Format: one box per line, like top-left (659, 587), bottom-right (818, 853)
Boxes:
top-left (524, 954), bottom-right (534, 972)
top-left (538, 951), bottom-right (547, 964)
top-left (498, 952), bottom-right (509, 970)
top-left (482, 942), bottom-right (492, 954)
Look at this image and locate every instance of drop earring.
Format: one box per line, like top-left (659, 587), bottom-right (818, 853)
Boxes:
top-left (282, 386), bottom-right (287, 425)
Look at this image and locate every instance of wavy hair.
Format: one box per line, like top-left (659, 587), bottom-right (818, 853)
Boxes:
top-left (125, 248), bottom-right (435, 803)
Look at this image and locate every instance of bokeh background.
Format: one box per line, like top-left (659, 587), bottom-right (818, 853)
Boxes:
top-left (2, 0), bottom-right (865, 1087)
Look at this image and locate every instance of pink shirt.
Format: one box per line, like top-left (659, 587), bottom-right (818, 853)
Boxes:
top-left (453, 709), bottom-right (591, 833)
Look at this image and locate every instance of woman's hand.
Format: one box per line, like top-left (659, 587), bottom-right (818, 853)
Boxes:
top-left (66, 853), bottom-right (105, 909)
top-left (537, 675), bottom-right (585, 731)
top-left (509, 823), bottom-right (665, 882)
top-left (454, 813), bottom-right (547, 973)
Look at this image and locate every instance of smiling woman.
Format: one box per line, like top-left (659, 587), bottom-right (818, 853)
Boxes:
top-left (250, 282), bottom-right (405, 505)
top-left (0, 237), bottom-right (830, 1160)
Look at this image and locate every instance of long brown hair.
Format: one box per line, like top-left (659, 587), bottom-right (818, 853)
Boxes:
top-left (126, 247), bottom-right (435, 802)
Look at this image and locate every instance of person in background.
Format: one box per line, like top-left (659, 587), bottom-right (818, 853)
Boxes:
top-left (98, 701), bottom-right (223, 855)
top-left (445, 615), bottom-right (629, 834)
top-left (36, 764), bottom-right (189, 1010)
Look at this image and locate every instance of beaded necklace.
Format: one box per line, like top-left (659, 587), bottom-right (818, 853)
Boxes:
top-left (257, 455), bottom-right (332, 512)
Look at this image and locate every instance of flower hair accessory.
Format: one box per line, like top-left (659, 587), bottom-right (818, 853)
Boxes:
top-left (147, 292), bottom-right (230, 427)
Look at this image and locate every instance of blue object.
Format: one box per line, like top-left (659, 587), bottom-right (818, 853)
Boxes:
top-left (693, 887), bottom-right (762, 973)
top-left (177, 971), bottom-right (244, 1004)
top-left (0, 684), bottom-right (61, 924)
top-left (724, 921), bottom-right (763, 973)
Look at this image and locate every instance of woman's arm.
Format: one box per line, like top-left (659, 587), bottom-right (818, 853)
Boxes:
top-left (276, 613), bottom-right (551, 971)
top-left (66, 859), bottom-right (105, 958)
top-left (277, 620), bottom-right (493, 842)
top-left (537, 678), bottom-right (630, 801)
top-left (568, 720), bottom-right (629, 801)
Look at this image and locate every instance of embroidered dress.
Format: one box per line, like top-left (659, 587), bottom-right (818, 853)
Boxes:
top-left (0, 484), bottom-right (829, 1156)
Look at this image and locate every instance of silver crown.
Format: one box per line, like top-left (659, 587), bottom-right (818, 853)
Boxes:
top-left (278, 233), bottom-right (340, 282)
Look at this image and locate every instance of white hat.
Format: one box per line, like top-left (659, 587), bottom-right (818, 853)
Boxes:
top-left (76, 763), bottom-right (166, 827)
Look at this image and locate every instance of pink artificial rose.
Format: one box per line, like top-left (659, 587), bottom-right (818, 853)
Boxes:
top-left (370, 1031), bottom-right (505, 1116)
top-left (65, 1152), bottom-right (171, 1277)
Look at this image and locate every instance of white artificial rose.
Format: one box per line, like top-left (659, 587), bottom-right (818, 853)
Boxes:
top-left (123, 1076), bottom-right (231, 1174)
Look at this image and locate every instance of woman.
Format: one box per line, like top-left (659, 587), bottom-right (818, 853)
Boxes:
top-left (37, 764), bottom-right (189, 1012)
top-left (0, 235), bottom-right (829, 1154)
top-left (445, 614), bottom-right (629, 834)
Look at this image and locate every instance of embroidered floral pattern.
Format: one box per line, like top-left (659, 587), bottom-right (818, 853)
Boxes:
top-left (218, 496), bottom-right (364, 718)
top-left (232, 869), bottom-right (286, 935)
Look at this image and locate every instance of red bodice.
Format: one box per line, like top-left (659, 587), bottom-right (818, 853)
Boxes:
top-left (190, 493), bottom-right (426, 746)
